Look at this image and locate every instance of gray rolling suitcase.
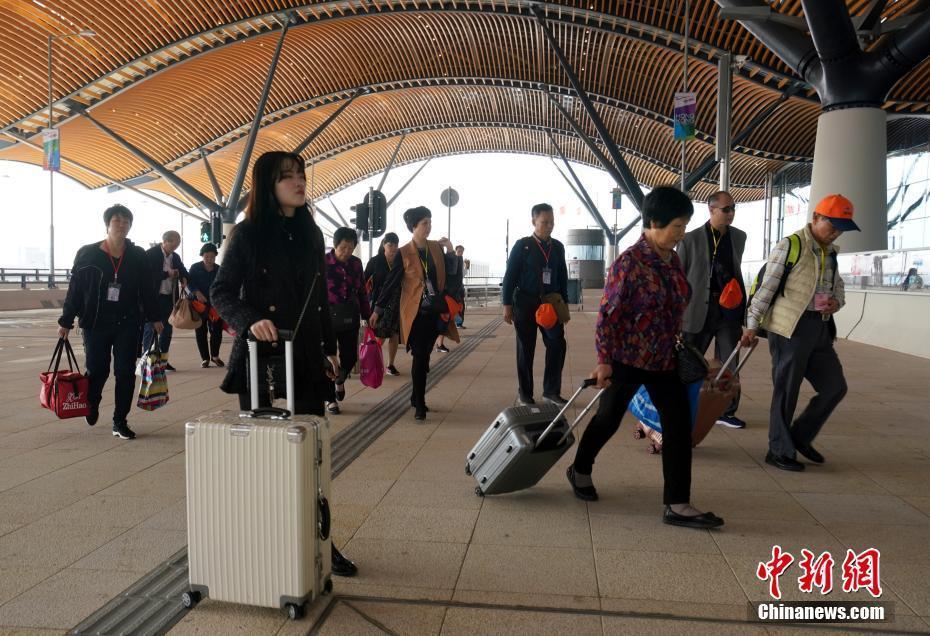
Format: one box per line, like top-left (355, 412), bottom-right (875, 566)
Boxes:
top-left (466, 379), bottom-right (604, 496)
top-left (183, 329), bottom-right (332, 620)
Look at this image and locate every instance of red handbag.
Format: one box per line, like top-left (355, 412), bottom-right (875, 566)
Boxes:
top-left (39, 338), bottom-right (91, 419)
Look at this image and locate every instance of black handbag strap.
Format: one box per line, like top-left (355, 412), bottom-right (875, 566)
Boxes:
top-left (47, 337), bottom-right (82, 375)
top-left (290, 271), bottom-right (319, 342)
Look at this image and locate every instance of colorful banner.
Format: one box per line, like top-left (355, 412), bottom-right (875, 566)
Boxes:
top-left (43, 129), bottom-right (60, 172)
top-left (673, 92), bottom-right (697, 141)
top-left (611, 187), bottom-right (623, 210)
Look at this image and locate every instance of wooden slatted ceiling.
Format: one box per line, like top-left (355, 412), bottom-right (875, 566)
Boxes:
top-left (1, 12), bottom-right (818, 176)
top-left (125, 86), bottom-right (782, 203)
top-left (0, 0), bottom-right (927, 203)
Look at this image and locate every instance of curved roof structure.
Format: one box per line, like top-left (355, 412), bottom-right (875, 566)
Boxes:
top-left (1, 0), bottom-right (928, 207)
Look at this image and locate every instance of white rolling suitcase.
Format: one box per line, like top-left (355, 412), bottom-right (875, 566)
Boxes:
top-left (182, 329), bottom-right (332, 619)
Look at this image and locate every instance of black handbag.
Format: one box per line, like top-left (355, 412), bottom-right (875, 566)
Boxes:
top-left (675, 336), bottom-right (709, 384)
top-left (419, 284), bottom-right (449, 315)
top-left (373, 285), bottom-right (401, 339)
top-left (330, 301), bottom-right (359, 333)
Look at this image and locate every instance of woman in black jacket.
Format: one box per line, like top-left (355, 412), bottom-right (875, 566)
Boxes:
top-left (57, 204), bottom-right (162, 440)
top-left (187, 242), bottom-right (224, 368)
top-left (363, 232), bottom-right (401, 375)
top-left (210, 150), bottom-right (357, 577)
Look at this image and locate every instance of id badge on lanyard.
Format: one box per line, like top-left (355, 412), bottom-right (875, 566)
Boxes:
top-left (542, 268), bottom-right (552, 285)
top-left (107, 282), bottom-right (121, 302)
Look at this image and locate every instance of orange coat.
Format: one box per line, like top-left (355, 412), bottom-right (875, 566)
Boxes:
top-left (398, 241), bottom-right (460, 346)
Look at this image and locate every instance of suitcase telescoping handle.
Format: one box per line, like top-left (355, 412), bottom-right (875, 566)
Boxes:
top-left (714, 340), bottom-right (758, 384)
top-left (534, 378), bottom-right (605, 449)
top-left (246, 328), bottom-right (295, 418)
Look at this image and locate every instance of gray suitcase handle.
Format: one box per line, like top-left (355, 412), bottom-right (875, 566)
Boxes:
top-left (534, 378), bottom-right (605, 449)
top-left (713, 340), bottom-right (758, 384)
top-left (246, 328), bottom-right (295, 417)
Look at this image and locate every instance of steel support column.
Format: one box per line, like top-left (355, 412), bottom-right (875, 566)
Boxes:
top-left (293, 88), bottom-right (366, 155)
top-left (387, 158), bottom-right (432, 208)
top-left (328, 198), bottom-right (349, 227)
top-left (201, 149), bottom-right (224, 205)
top-left (550, 159), bottom-right (593, 217)
top-left (376, 133), bottom-right (406, 193)
top-left (545, 92), bottom-right (633, 208)
top-left (614, 214), bottom-right (643, 244)
top-left (548, 132), bottom-right (614, 240)
top-left (533, 5), bottom-right (645, 210)
top-left (763, 171), bottom-right (774, 258)
top-left (225, 13), bottom-right (292, 222)
top-left (716, 53), bottom-right (733, 191)
top-left (81, 112), bottom-right (222, 214)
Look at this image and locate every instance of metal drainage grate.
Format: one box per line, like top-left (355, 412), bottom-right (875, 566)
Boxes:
top-left (70, 318), bottom-right (503, 635)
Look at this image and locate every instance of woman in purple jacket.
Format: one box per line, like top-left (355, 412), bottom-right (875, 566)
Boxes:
top-left (323, 227), bottom-right (371, 415)
top-left (566, 186), bottom-right (723, 530)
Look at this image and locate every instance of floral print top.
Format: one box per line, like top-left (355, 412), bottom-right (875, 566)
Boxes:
top-left (595, 235), bottom-right (691, 371)
top-left (325, 251), bottom-right (371, 318)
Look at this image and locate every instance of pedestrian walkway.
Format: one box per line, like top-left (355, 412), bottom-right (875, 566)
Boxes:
top-left (0, 308), bottom-right (928, 634)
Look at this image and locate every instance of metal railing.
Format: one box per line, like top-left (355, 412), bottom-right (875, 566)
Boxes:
top-left (0, 268), bottom-right (71, 289)
top-left (463, 275), bottom-right (503, 307)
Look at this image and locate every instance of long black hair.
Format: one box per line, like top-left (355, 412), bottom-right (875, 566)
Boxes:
top-left (244, 151), bottom-right (323, 255)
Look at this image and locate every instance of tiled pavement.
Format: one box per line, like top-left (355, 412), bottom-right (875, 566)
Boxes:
top-left (1, 304), bottom-right (928, 635)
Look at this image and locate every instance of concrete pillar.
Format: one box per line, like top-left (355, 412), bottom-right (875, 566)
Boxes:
top-left (809, 107), bottom-right (887, 252)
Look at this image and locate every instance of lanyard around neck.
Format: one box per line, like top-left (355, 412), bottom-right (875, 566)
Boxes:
top-left (533, 236), bottom-right (552, 265)
top-left (103, 241), bottom-right (124, 281)
top-left (710, 227), bottom-right (722, 259)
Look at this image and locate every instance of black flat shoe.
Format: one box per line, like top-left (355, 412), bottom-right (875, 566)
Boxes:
top-left (414, 407), bottom-right (427, 421)
top-left (410, 400), bottom-right (429, 412)
top-left (566, 466), bottom-right (598, 501)
top-left (331, 546), bottom-right (357, 577)
top-left (795, 443), bottom-right (825, 464)
top-left (85, 405), bottom-right (99, 427)
top-left (765, 452), bottom-right (805, 472)
top-left (663, 506), bottom-right (724, 529)
top-left (165, 363), bottom-right (177, 372)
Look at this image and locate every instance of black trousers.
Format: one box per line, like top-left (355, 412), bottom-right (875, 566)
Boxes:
top-left (83, 319), bottom-right (140, 424)
top-left (142, 294), bottom-right (174, 353)
top-left (326, 325), bottom-right (360, 402)
top-left (195, 315), bottom-right (223, 360)
top-left (407, 312), bottom-right (439, 408)
top-left (768, 311), bottom-right (848, 457)
top-left (683, 300), bottom-right (742, 416)
top-left (514, 318), bottom-right (566, 399)
top-left (573, 363), bottom-right (692, 505)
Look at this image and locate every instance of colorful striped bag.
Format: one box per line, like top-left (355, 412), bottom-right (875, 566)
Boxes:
top-left (136, 343), bottom-right (169, 411)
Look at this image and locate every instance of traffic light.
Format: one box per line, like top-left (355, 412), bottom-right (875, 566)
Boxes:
top-left (368, 190), bottom-right (387, 239)
top-left (211, 214), bottom-right (224, 247)
top-left (350, 200), bottom-right (369, 233)
top-left (200, 221), bottom-right (211, 243)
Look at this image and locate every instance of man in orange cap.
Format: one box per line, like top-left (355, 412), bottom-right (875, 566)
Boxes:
top-left (741, 194), bottom-right (858, 471)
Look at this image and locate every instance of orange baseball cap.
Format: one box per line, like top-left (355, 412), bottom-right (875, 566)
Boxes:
top-left (814, 194), bottom-right (860, 232)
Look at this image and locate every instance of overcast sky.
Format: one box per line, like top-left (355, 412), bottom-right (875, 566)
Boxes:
top-left (0, 154), bottom-right (767, 276)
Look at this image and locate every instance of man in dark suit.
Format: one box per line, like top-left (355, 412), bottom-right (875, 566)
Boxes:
top-left (143, 230), bottom-right (188, 371)
top-left (677, 191), bottom-right (748, 428)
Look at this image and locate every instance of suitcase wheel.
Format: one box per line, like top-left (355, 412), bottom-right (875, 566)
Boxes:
top-left (465, 463), bottom-right (472, 476)
top-left (285, 602), bottom-right (307, 620)
top-left (181, 590), bottom-right (201, 609)
top-left (474, 486), bottom-right (484, 497)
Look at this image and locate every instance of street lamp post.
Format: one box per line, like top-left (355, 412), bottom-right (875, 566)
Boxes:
top-left (47, 30), bottom-right (95, 288)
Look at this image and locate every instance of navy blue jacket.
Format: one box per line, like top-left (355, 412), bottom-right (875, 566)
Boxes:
top-left (501, 235), bottom-right (568, 305)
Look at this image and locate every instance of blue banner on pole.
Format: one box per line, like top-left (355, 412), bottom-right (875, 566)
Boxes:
top-left (43, 129), bottom-right (60, 172)
top-left (673, 92), bottom-right (697, 141)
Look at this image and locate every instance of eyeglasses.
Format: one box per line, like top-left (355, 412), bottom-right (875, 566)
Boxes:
top-left (713, 204), bottom-right (736, 213)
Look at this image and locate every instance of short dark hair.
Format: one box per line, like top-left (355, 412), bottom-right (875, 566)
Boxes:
top-left (642, 186), bottom-right (693, 229)
top-left (455, 245), bottom-right (464, 251)
top-left (403, 206), bottom-right (431, 232)
top-left (531, 203), bottom-right (553, 218)
top-left (200, 242), bottom-right (218, 256)
top-left (382, 232), bottom-right (399, 246)
top-left (334, 227), bottom-right (358, 247)
top-left (103, 204), bottom-right (133, 227)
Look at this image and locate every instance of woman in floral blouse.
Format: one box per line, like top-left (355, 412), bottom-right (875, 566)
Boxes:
top-left (566, 186), bottom-right (724, 530)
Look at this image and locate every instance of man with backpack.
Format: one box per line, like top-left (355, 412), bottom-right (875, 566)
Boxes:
top-left (741, 194), bottom-right (859, 471)
top-left (678, 191), bottom-right (748, 429)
